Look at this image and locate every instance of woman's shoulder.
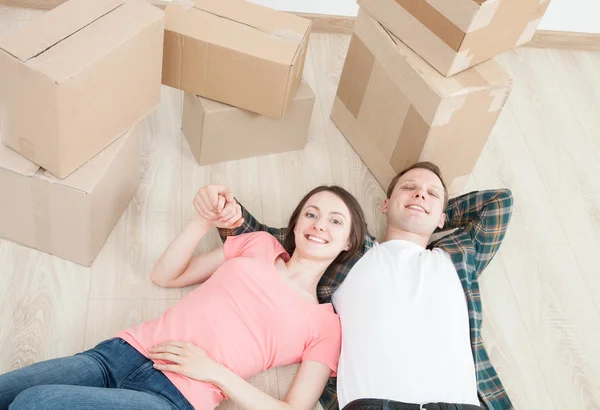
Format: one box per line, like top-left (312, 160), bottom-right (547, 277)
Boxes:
top-left (225, 231), bottom-right (288, 259)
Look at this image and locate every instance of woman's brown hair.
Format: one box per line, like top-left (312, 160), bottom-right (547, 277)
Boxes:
top-left (283, 186), bottom-right (367, 264)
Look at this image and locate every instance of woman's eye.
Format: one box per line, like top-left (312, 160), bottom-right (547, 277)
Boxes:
top-left (305, 212), bottom-right (316, 218)
top-left (331, 219), bottom-right (342, 225)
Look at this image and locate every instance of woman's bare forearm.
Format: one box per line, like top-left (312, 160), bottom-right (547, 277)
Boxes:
top-left (151, 219), bottom-right (212, 287)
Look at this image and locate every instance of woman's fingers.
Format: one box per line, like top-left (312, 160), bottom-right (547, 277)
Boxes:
top-left (194, 196), bottom-right (216, 221)
top-left (153, 363), bottom-right (180, 373)
top-left (149, 352), bottom-right (182, 363)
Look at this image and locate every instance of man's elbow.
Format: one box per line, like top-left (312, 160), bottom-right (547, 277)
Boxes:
top-left (498, 188), bottom-right (514, 204)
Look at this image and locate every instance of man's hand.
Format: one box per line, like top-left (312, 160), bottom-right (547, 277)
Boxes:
top-left (149, 341), bottom-right (223, 383)
top-left (193, 185), bottom-right (243, 229)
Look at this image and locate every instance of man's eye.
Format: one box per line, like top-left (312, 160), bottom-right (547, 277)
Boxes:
top-left (429, 192), bottom-right (439, 198)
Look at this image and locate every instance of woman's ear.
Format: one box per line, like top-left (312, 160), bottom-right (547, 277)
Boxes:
top-left (344, 243), bottom-right (351, 251)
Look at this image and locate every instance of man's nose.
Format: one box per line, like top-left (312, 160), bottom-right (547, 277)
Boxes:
top-left (413, 190), bottom-right (426, 200)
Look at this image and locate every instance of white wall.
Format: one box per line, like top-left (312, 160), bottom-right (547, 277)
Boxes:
top-left (249, 0), bottom-right (600, 34)
top-left (248, 0), bottom-right (358, 16)
top-left (537, 0), bottom-right (600, 34)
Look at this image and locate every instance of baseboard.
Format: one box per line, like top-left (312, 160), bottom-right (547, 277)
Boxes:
top-left (2, 0), bottom-right (600, 50)
top-left (527, 31), bottom-right (600, 51)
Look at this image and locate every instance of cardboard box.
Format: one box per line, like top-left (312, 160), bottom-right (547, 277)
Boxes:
top-left (162, 0), bottom-right (311, 119)
top-left (0, 125), bottom-right (141, 267)
top-left (331, 9), bottom-right (513, 195)
top-left (358, 0), bottom-right (550, 76)
top-left (0, 0), bottom-right (164, 178)
top-left (182, 80), bottom-right (315, 165)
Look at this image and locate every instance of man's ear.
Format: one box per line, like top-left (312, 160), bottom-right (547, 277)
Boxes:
top-left (438, 213), bottom-right (447, 229)
top-left (382, 199), bottom-right (389, 215)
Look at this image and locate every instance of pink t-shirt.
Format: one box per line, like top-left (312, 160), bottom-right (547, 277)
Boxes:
top-left (116, 232), bottom-right (341, 410)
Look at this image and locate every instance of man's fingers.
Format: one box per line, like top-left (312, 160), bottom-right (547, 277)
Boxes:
top-left (222, 205), bottom-right (243, 226)
top-left (230, 218), bottom-right (244, 229)
top-left (216, 195), bottom-right (226, 214)
top-left (224, 191), bottom-right (235, 204)
top-left (218, 202), bottom-right (235, 220)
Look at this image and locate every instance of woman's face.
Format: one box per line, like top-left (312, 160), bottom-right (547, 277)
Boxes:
top-left (293, 191), bottom-right (352, 263)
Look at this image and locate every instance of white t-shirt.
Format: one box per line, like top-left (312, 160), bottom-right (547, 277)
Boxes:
top-left (333, 240), bottom-right (479, 408)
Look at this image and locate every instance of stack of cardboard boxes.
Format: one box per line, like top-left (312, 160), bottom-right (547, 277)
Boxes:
top-left (0, 0), bottom-right (315, 265)
top-left (0, 0), bottom-right (165, 266)
top-left (164, 0), bottom-right (315, 165)
top-left (331, 0), bottom-right (551, 194)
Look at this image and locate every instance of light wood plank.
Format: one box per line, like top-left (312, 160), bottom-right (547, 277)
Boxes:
top-left (497, 48), bottom-right (600, 314)
top-left (89, 86), bottom-right (183, 300)
top-left (0, 241), bottom-right (90, 372)
top-left (479, 257), bottom-right (556, 410)
top-left (473, 73), bottom-right (600, 408)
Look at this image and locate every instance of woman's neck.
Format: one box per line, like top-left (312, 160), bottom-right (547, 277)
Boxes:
top-left (280, 254), bottom-right (330, 300)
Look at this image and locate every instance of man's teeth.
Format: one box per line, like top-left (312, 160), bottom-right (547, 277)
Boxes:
top-left (407, 205), bottom-right (425, 212)
top-left (307, 235), bottom-right (328, 244)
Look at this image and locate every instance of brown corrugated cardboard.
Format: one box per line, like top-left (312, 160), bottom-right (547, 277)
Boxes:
top-left (182, 80), bottom-right (315, 165)
top-left (162, 0), bottom-right (311, 119)
top-left (0, 125), bottom-right (141, 267)
top-left (331, 9), bottom-right (513, 195)
top-left (358, 0), bottom-right (550, 76)
top-left (0, 0), bottom-right (164, 179)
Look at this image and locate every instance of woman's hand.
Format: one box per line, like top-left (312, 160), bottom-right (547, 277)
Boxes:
top-left (193, 185), bottom-right (244, 228)
top-left (149, 341), bottom-right (223, 383)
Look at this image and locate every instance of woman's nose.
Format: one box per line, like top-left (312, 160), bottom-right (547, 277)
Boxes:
top-left (313, 219), bottom-right (326, 231)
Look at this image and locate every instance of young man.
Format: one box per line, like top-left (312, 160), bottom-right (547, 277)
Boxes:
top-left (198, 162), bottom-right (514, 410)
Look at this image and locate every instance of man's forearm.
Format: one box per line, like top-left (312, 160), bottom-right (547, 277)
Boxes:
top-left (441, 189), bottom-right (513, 231)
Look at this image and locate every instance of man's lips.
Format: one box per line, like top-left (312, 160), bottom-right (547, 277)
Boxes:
top-left (405, 204), bottom-right (428, 213)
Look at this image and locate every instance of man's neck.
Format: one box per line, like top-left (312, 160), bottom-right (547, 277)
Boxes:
top-left (383, 227), bottom-right (430, 248)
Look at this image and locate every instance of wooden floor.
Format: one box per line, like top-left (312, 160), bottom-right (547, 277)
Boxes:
top-left (2, 7), bottom-right (600, 410)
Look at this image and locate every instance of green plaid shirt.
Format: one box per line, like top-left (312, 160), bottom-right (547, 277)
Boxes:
top-left (218, 189), bottom-right (514, 410)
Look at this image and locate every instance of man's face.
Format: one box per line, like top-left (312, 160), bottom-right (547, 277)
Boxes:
top-left (382, 168), bottom-right (447, 237)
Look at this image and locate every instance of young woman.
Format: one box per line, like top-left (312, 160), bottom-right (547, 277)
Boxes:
top-left (0, 185), bottom-right (367, 410)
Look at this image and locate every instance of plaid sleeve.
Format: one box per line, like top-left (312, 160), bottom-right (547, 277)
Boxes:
top-left (441, 189), bottom-right (514, 275)
top-left (319, 377), bottom-right (340, 410)
top-left (217, 199), bottom-right (288, 245)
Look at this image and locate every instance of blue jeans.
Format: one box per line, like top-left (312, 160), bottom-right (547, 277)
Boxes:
top-left (0, 338), bottom-right (193, 410)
